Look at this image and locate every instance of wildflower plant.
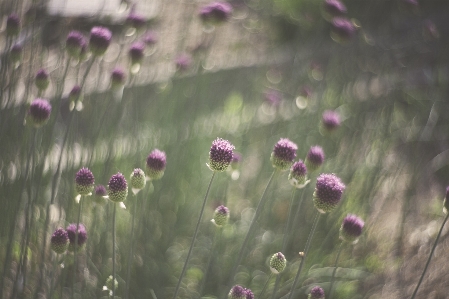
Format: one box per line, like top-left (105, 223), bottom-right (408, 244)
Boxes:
top-left (75, 167), bottom-right (95, 196)
top-left (89, 26), bottom-right (112, 56)
top-left (146, 149), bottom-right (167, 180)
top-left (27, 98), bottom-right (52, 127)
top-left (199, 2), bottom-right (233, 25)
top-left (108, 172), bottom-right (128, 202)
top-left (228, 285), bottom-right (247, 299)
top-left (50, 228), bottom-right (69, 254)
top-left (305, 146), bottom-right (325, 172)
top-left (270, 138), bottom-right (298, 171)
top-left (309, 286), bottom-right (325, 299)
top-left (313, 173), bottom-right (346, 214)
top-left (211, 205), bottom-right (230, 227)
top-left (288, 160), bottom-right (309, 189)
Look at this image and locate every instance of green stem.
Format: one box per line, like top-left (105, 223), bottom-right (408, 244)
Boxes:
top-left (112, 203), bottom-right (117, 298)
top-left (328, 242), bottom-right (344, 299)
top-left (410, 212), bottom-right (449, 299)
top-left (259, 273), bottom-right (274, 299)
top-left (72, 196), bottom-right (83, 299)
top-left (125, 193), bottom-right (139, 299)
top-left (173, 172), bottom-right (216, 299)
top-left (286, 212), bottom-right (321, 299)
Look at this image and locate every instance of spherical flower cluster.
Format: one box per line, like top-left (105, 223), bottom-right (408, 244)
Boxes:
top-left (108, 173), bottom-right (128, 202)
top-left (228, 285), bottom-right (246, 299)
top-left (269, 252), bottom-right (287, 274)
top-left (323, 0), bottom-right (347, 17)
top-left (199, 2), bottom-right (233, 24)
top-left (331, 17), bottom-right (356, 43)
top-left (93, 185), bottom-right (108, 204)
top-left (75, 167), bottom-right (95, 195)
top-left (28, 98), bottom-right (52, 127)
top-left (175, 53), bottom-right (192, 71)
top-left (89, 26), bottom-right (112, 56)
top-left (322, 110), bottom-right (341, 132)
top-left (308, 286), bottom-right (325, 299)
top-left (111, 67), bottom-right (126, 89)
top-left (131, 168), bottom-right (146, 192)
top-left (66, 223), bottom-right (88, 252)
top-left (10, 44), bottom-right (23, 63)
top-left (313, 173), bottom-right (345, 213)
top-left (340, 214), bottom-right (364, 244)
top-left (51, 228), bottom-right (69, 254)
top-left (245, 288), bottom-right (254, 299)
top-left (66, 30), bottom-right (87, 59)
top-left (212, 205), bottom-right (230, 227)
top-left (129, 41), bottom-right (145, 65)
top-left (288, 160), bottom-right (308, 189)
top-left (270, 138), bottom-right (297, 171)
top-left (6, 14), bottom-right (21, 37)
top-left (146, 149), bottom-right (167, 180)
top-left (126, 12), bottom-right (147, 30)
top-left (35, 69), bottom-right (50, 91)
top-left (209, 138), bottom-right (234, 172)
top-left (305, 146), bottom-right (325, 172)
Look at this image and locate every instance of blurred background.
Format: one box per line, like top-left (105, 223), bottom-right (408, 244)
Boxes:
top-left (1, 0), bottom-right (449, 298)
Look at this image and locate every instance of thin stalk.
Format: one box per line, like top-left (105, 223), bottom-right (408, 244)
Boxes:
top-left (286, 212), bottom-right (321, 299)
top-left (173, 172), bottom-right (216, 299)
top-left (199, 228), bottom-right (222, 296)
top-left (72, 196), bottom-right (83, 299)
top-left (259, 273), bottom-right (274, 299)
top-left (226, 171), bottom-right (277, 291)
top-left (125, 193), bottom-right (139, 299)
top-left (49, 253), bottom-right (59, 299)
top-left (112, 203), bottom-right (117, 298)
top-left (410, 212), bottom-right (449, 299)
top-left (328, 242), bottom-right (344, 299)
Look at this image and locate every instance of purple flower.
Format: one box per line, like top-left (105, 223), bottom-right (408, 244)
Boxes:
top-left (130, 168), bottom-right (146, 191)
top-left (322, 110), bottom-right (341, 131)
top-left (6, 14), bottom-right (21, 37)
top-left (10, 43), bottom-right (23, 63)
top-left (51, 228), bottom-right (69, 254)
top-left (340, 214), bottom-right (364, 243)
top-left (35, 69), bottom-right (50, 91)
top-left (129, 41), bottom-right (145, 65)
top-left (270, 138), bottom-right (297, 171)
top-left (75, 167), bottom-right (95, 195)
top-left (305, 146), bottom-right (325, 172)
top-left (66, 223), bottom-right (88, 252)
top-left (126, 12), bottom-right (147, 30)
top-left (175, 53), bottom-right (192, 71)
top-left (28, 98), bottom-right (52, 127)
top-left (89, 26), bottom-right (112, 56)
top-left (146, 149), bottom-right (167, 180)
top-left (269, 252), bottom-right (287, 274)
top-left (331, 17), bottom-right (356, 43)
top-left (108, 173), bottom-right (128, 202)
top-left (111, 67), bottom-right (126, 89)
top-left (212, 205), bottom-right (230, 227)
top-left (323, 0), bottom-right (347, 17)
top-left (200, 2), bottom-right (233, 24)
top-left (313, 173), bottom-right (345, 213)
top-left (228, 285), bottom-right (246, 299)
top-left (288, 160), bottom-right (308, 189)
top-left (93, 185), bottom-right (107, 204)
top-left (69, 85), bottom-right (82, 102)
top-left (244, 289), bottom-right (254, 299)
top-left (143, 31), bottom-right (158, 45)
top-left (264, 89), bottom-right (281, 107)
top-left (209, 138), bottom-right (234, 172)
top-left (308, 286), bottom-right (325, 299)
top-left (66, 30), bottom-right (87, 59)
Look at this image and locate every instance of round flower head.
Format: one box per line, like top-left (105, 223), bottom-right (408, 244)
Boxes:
top-left (129, 41), bottom-right (145, 65)
top-left (89, 26), bottom-right (112, 56)
top-left (28, 98), bottom-right (52, 127)
top-left (228, 285), bottom-right (246, 299)
top-left (443, 186), bottom-right (449, 214)
top-left (126, 12), bottom-right (147, 30)
top-left (111, 67), bottom-right (126, 89)
top-left (131, 168), bottom-right (146, 191)
top-left (143, 31), bottom-right (158, 45)
top-left (66, 30), bottom-right (87, 59)
top-left (75, 167), bottom-right (95, 195)
top-left (175, 53), bottom-right (192, 71)
top-left (313, 173), bottom-right (345, 213)
top-left (245, 289), bottom-right (254, 299)
top-left (322, 110), bottom-right (341, 132)
top-left (35, 68), bottom-right (50, 91)
top-left (288, 160), bottom-right (309, 189)
top-left (66, 223), bottom-right (88, 252)
top-left (108, 172), bottom-right (128, 202)
top-left (264, 89), bottom-right (281, 107)
top-left (308, 286), bottom-right (325, 299)
top-left (6, 14), bottom-right (21, 37)
top-left (340, 214), bottom-right (364, 244)
top-left (51, 228), bottom-right (69, 254)
top-left (10, 43), bottom-right (23, 63)
top-left (331, 17), bottom-right (356, 43)
top-left (199, 2), bottom-right (233, 25)
top-left (269, 252), bottom-right (287, 274)
top-left (270, 138), bottom-right (298, 171)
top-left (209, 138), bottom-right (234, 172)
top-left (305, 146), bottom-right (325, 172)
top-left (93, 185), bottom-right (108, 204)
top-left (69, 85), bottom-right (82, 103)
top-left (212, 205), bottom-right (230, 227)
top-left (146, 149), bottom-right (167, 180)
top-left (323, 0), bottom-right (347, 17)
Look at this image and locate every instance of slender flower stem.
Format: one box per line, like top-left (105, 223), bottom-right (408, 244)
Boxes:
top-left (199, 228), bottom-right (222, 296)
top-left (328, 242), bottom-right (344, 299)
top-left (125, 193), bottom-right (139, 299)
top-left (410, 212), bottom-right (449, 299)
top-left (286, 212), bottom-right (321, 299)
top-left (226, 171), bottom-right (277, 292)
top-left (259, 273), bottom-right (274, 299)
top-left (173, 172), bottom-right (216, 299)
top-left (49, 253), bottom-right (59, 299)
top-left (72, 196), bottom-right (83, 299)
top-left (112, 203), bottom-right (117, 298)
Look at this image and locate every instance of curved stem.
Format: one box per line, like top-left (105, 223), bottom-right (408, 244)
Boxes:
top-left (72, 196), bottom-right (83, 299)
top-left (259, 273), bottom-right (274, 299)
top-left (125, 193), bottom-right (139, 299)
top-left (112, 203), bottom-right (117, 298)
top-left (199, 228), bottom-right (221, 296)
top-left (286, 212), bottom-right (321, 299)
top-left (410, 212), bottom-right (449, 299)
top-left (328, 242), bottom-right (344, 299)
top-left (173, 172), bottom-right (216, 299)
